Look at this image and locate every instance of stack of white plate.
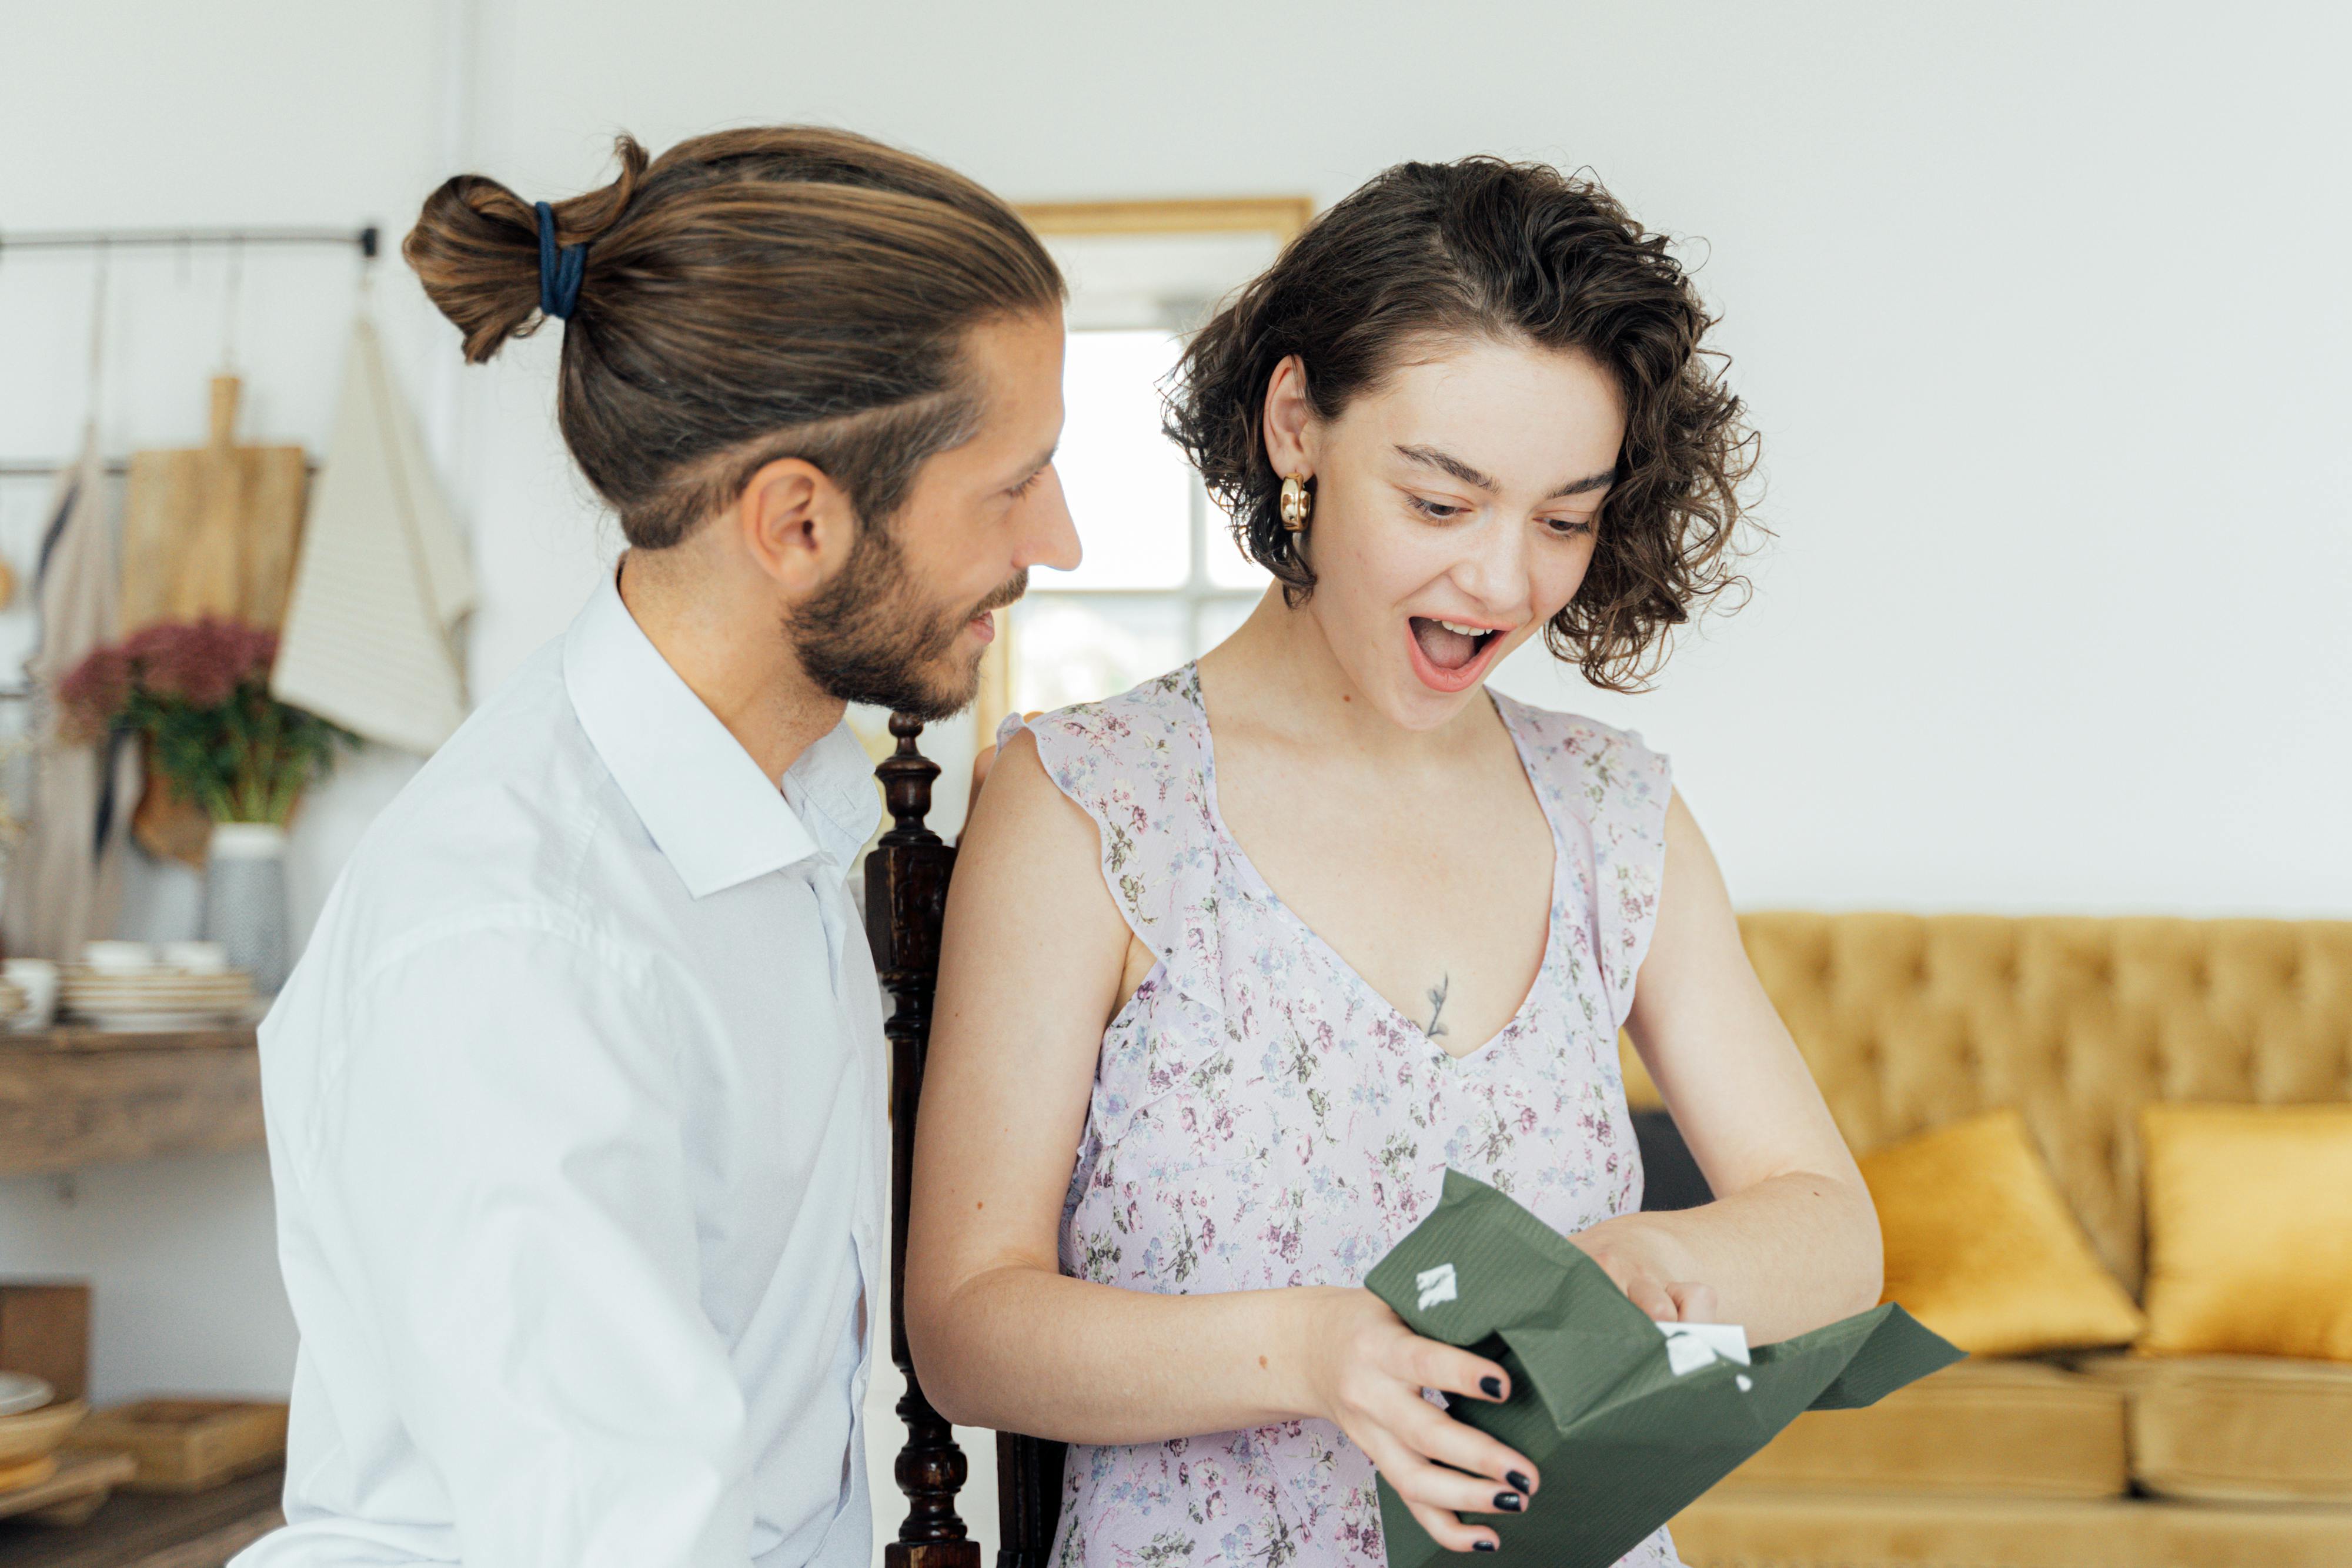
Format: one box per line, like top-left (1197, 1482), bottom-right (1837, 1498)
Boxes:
top-left (59, 966), bottom-right (258, 1030)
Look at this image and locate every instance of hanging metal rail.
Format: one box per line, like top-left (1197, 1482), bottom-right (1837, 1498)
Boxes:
top-left (0, 225), bottom-right (379, 258)
top-left (0, 222), bottom-right (380, 477)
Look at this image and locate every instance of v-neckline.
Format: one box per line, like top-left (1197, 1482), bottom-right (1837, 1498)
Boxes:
top-left (1183, 663), bottom-right (1566, 1068)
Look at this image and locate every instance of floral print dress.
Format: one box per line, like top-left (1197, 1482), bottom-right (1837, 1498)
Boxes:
top-left (1003, 664), bottom-right (1679, 1568)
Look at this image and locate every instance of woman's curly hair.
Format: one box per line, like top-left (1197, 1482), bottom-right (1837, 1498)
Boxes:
top-left (1166, 157), bottom-right (1758, 691)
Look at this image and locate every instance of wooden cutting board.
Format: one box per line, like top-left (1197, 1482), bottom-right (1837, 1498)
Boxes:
top-left (129, 754), bottom-right (214, 870)
top-left (119, 375), bottom-right (310, 864)
top-left (119, 376), bottom-right (308, 634)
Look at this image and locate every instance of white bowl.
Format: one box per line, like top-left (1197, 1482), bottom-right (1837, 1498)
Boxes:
top-left (159, 941), bottom-right (229, 975)
top-left (2, 959), bottom-right (58, 1029)
top-left (80, 941), bottom-right (157, 974)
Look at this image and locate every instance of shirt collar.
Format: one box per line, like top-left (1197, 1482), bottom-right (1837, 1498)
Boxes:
top-left (781, 721), bottom-right (886, 876)
top-left (563, 571), bottom-right (883, 898)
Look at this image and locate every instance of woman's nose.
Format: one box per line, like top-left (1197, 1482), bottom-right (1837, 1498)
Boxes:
top-left (1017, 467), bottom-right (1082, 573)
top-left (1451, 519), bottom-right (1534, 614)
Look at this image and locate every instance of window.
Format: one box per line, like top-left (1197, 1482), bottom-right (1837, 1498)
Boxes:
top-left (975, 198), bottom-right (1312, 741)
top-left (841, 200), bottom-right (1312, 838)
top-left (1005, 327), bottom-right (1267, 716)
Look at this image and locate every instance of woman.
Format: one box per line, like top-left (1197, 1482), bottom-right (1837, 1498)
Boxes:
top-left (906, 157), bottom-right (1882, 1567)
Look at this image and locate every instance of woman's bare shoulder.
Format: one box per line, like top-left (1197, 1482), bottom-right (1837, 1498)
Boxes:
top-left (960, 726), bottom-right (1100, 877)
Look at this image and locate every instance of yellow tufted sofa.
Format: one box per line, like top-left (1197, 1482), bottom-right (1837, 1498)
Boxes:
top-left (1622, 912), bottom-right (2352, 1568)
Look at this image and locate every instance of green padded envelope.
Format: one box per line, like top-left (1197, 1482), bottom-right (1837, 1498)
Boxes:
top-left (1364, 1169), bottom-right (1964, 1567)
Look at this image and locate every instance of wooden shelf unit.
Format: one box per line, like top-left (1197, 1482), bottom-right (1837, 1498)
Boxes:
top-left (0, 1463), bottom-right (282, 1567)
top-left (0, 1028), bottom-right (262, 1177)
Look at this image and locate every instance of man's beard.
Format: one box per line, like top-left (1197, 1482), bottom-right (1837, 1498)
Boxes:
top-left (787, 523), bottom-right (1027, 722)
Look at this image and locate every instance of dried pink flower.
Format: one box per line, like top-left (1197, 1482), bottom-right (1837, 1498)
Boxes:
top-left (42, 616), bottom-right (342, 824)
top-left (55, 644), bottom-right (133, 744)
top-left (119, 617), bottom-right (276, 708)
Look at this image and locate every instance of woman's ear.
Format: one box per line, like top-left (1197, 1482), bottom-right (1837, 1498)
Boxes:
top-left (736, 456), bottom-right (858, 597)
top-left (1261, 354), bottom-right (1317, 479)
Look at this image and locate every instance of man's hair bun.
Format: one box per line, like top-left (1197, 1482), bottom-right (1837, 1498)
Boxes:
top-left (405, 135), bottom-right (649, 363)
top-left (398, 128), bottom-right (1063, 549)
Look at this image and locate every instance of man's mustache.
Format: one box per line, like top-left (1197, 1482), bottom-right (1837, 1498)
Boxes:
top-left (972, 571), bottom-right (1029, 617)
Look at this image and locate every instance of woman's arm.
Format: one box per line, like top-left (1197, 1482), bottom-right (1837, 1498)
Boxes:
top-left (1595, 791), bottom-right (1885, 1342)
top-left (907, 733), bottom-right (1539, 1553)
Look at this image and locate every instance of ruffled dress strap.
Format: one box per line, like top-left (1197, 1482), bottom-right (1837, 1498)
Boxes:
top-left (1492, 693), bottom-right (1674, 1032)
top-left (994, 664), bottom-right (1220, 988)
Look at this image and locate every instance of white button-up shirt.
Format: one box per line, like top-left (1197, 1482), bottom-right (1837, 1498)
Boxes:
top-left (239, 572), bottom-right (887, 1568)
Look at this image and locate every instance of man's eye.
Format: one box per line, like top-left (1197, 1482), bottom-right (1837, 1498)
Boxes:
top-left (1009, 472), bottom-right (1043, 499)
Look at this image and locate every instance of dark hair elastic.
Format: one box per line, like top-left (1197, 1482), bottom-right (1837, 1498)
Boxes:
top-left (535, 200), bottom-right (587, 321)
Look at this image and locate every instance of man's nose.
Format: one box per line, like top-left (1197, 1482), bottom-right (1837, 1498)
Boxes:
top-left (1015, 466), bottom-right (1082, 574)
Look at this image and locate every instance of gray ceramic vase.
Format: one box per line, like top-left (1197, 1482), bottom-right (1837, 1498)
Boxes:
top-left (202, 823), bottom-right (292, 995)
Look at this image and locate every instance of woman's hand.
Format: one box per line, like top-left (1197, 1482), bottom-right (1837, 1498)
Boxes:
top-left (1288, 1287), bottom-right (1538, 1554)
top-left (1571, 1214), bottom-right (1719, 1323)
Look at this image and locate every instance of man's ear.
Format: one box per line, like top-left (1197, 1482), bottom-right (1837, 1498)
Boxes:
top-left (1261, 353), bottom-right (1317, 479)
top-left (735, 456), bottom-right (858, 595)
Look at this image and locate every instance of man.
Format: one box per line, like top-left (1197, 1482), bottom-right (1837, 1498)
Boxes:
top-left (239, 128), bottom-right (1073, 1568)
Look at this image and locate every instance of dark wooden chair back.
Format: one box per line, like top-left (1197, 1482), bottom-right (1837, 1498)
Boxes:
top-left (865, 716), bottom-right (1064, 1568)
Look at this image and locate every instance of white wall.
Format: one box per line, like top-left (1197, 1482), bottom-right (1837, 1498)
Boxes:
top-left (2, 1), bottom-right (2345, 1556)
top-left (459, 0), bottom-right (2352, 912)
top-left (0, 1), bottom-right (461, 1411)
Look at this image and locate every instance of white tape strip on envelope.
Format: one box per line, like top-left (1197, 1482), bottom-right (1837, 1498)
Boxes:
top-left (1659, 1321), bottom-right (1751, 1377)
top-left (1416, 1263), bottom-right (1459, 1310)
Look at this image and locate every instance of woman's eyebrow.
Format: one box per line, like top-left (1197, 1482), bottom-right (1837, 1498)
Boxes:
top-left (1396, 443), bottom-right (1496, 490)
top-left (1396, 443), bottom-right (1615, 500)
top-left (1544, 468), bottom-right (1617, 500)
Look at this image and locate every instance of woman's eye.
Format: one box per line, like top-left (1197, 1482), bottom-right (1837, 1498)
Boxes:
top-left (1409, 496), bottom-right (1464, 521)
top-left (1546, 517), bottom-right (1597, 538)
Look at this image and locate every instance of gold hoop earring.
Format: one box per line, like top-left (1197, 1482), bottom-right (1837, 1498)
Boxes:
top-left (1279, 474), bottom-right (1313, 533)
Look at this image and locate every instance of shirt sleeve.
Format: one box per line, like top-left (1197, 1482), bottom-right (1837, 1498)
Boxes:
top-left (292, 918), bottom-right (751, 1568)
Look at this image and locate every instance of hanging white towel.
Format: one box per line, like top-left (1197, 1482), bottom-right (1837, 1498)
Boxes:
top-left (1, 426), bottom-right (141, 959)
top-left (272, 317), bottom-right (475, 753)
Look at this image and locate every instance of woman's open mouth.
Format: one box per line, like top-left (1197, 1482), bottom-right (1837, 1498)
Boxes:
top-left (1406, 616), bottom-right (1510, 693)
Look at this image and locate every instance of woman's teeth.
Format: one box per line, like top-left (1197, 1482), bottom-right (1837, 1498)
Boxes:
top-left (1436, 620), bottom-right (1490, 637)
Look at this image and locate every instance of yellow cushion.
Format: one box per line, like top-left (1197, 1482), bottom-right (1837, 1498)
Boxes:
top-left (2139, 1104), bottom-right (2352, 1362)
top-left (1860, 1109), bottom-right (2145, 1355)
top-left (1719, 1359), bottom-right (2127, 1499)
top-left (2080, 1353), bottom-right (2352, 1504)
top-left (1672, 1490), bottom-right (2352, 1568)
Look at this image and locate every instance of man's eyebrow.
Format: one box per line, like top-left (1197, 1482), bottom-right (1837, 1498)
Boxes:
top-left (1396, 444), bottom-right (1617, 501)
top-left (1014, 443), bottom-right (1059, 481)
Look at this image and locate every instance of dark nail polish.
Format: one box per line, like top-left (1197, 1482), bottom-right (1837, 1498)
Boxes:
top-left (1473, 1541), bottom-right (1498, 1553)
top-left (1479, 1376), bottom-right (1504, 1399)
top-left (1506, 1470), bottom-right (1532, 1493)
top-left (1493, 1492), bottom-right (1523, 1513)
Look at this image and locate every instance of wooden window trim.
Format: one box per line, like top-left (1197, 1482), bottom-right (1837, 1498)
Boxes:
top-left (1015, 196), bottom-right (1314, 243)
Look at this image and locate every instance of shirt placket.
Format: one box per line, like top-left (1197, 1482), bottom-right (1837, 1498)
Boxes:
top-left (803, 860), bottom-right (886, 1399)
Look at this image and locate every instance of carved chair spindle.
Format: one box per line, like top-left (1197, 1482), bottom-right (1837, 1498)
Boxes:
top-left (865, 715), bottom-right (1063, 1568)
